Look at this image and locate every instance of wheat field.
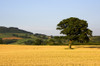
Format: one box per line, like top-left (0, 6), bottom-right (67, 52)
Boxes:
top-left (0, 45), bottom-right (100, 66)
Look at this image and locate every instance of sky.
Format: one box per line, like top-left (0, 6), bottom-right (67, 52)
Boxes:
top-left (0, 0), bottom-right (100, 36)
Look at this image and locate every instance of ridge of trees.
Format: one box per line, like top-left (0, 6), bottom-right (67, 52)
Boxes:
top-left (0, 26), bottom-right (33, 34)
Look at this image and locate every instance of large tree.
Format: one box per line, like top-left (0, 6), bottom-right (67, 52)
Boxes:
top-left (57, 17), bottom-right (92, 49)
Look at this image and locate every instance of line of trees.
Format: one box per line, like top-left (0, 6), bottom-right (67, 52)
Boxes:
top-left (24, 38), bottom-right (65, 45)
top-left (0, 38), bottom-right (66, 45)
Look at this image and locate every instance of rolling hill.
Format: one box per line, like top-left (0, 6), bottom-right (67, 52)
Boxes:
top-left (0, 26), bottom-right (48, 44)
top-left (0, 26), bottom-right (100, 45)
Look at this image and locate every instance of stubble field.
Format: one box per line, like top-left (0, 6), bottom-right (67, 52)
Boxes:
top-left (0, 45), bottom-right (100, 66)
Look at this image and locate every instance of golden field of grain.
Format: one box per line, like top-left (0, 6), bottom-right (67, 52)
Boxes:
top-left (0, 45), bottom-right (100, 66)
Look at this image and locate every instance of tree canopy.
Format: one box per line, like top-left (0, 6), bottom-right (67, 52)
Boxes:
top-left (57, 17), bottom-right (92, 48)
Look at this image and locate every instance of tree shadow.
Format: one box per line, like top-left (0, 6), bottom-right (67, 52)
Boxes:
top-left (76, 46), bottom-right (100, 49)
top-left (84, 46), bottom-right (100, 49)
top-left (64, 45), bottom-right (100, 50)
top-left (64, 48), bottom-right (75, 50)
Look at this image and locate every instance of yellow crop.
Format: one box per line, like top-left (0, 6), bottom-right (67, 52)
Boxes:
top-left (0, 45), bottom-right (100, 66)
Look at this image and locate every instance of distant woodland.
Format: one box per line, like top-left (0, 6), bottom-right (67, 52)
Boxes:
top-left (0, 26), bottom-right (100, 45)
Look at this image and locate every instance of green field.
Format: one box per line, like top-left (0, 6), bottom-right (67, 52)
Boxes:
top-left (0, 45), bottom-right (100, 66)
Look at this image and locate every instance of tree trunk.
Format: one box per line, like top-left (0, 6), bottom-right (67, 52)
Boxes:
top-left (69, 40), bottom-right (72, 49)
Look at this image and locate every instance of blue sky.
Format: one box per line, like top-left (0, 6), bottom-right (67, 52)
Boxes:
top-left (0, 0), bottom-right (100, 36)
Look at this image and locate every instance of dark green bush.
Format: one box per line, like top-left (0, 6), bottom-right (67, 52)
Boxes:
top-left (24, 40), bottom-right (35, 45)
top-left (3, 39), bottom-right (17, 44)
